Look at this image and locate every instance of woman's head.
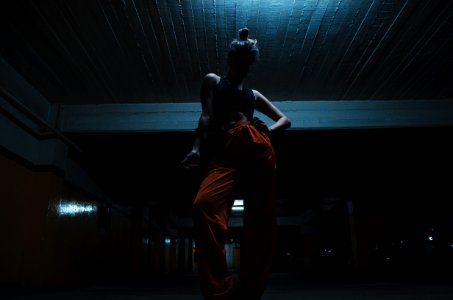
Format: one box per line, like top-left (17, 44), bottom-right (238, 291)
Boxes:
top-left (227, 28), bottom-right (259, 79)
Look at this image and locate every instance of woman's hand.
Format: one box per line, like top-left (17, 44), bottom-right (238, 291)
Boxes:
top-left (181, 150), bottom-right (201, 169)
top-left (253, 116), bottom-right (270, 135)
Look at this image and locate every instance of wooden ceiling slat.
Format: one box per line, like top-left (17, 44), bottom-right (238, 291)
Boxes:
top-left (1, 0), bottom-right (452, 103)
top-left (3, 20), bottom-right (67, 98)
top-left (164, 0), bottom-right (191, 99)
top-left (177, 0), bottom-right (203, 98)
top-left (103, 0), bottom-right (147, 101)
top-left (328, 0), bottom-right (381, 98)
top-left (213, 0), bottom-right (225, 75)
top-left (192, 0), bottom-right (209, 77)
top-left (258, 1), bottom-right (295, 99)
top-left (198, 0), bottom-right (212, 73)
top-left (288, 0), bottom-right (329, 97)
top-left (176, 0), bottom-right (194, 76)
top-left (311, 0), bottom-right (348, 95)
top-left (321, 0), bottom-right (371, 99)
top-left (399, 10), bottom-right (453, 99)
top-left (186, 0), bottom-right (204, 79)
top-left (128, 0), bottom-right (160, 90)
top-left (43, 1), bottom-right (119, 102)
top-left (146, 0), bottom-right (175, 99)
top-left (266, 1), bottom-right (297, 95)
top-left (223, 0), bottom-right (237, 45)
top-left (394, 6), bottom-right (453, 99)
top-left (277, 0), bottom-right (318, 97)
top-left (371, 1), bottom-right (451, 99)
top-left (269, 1), bottom-right (308, 99)
top-left (368, 0), bottom-right (433, 99)
top-left (345, 0), bottom-right (412, 99)
top-left (97, 0), bottom-right (139, 100)
top-left (340, 0), bottom-right (406, 99)
top-left (293, 0), bottom-right (330, 97)
top-left (235, 0), bottom-right (247, 31)
top-left (153, 0), bottom-right (182, 100)
top-left (200, 0), bottom-right (220, 74)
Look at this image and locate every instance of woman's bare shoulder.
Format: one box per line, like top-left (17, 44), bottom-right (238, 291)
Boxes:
top-left (203, 73), bottom-right (221, 86)
top-left (252, 89), bottom-right (267, 100)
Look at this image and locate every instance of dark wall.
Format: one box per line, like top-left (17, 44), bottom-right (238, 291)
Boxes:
top-left (67, 126), bottom-right (453, 277)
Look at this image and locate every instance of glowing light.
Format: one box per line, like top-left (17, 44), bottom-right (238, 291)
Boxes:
top-left (232, 199), bottom-right (244, 211)
top-left (165, 237), bottom-right (171, 245)
top-left (233, 199), bottom-right (243, 206)
top-left (321, 248), bottom-right (334, 256)
top-left (427, 236), bottom-right (433, 241)
top-left (57, 200), bottom-right (97, 216)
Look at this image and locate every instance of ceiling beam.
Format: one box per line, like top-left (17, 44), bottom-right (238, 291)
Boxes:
top-left (59, 99), bottom-right (453, 133)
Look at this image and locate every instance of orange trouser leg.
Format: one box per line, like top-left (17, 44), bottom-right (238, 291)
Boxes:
top-left (239, 129), bottom-right (277, 300)
top-left (193, 165), bottom-right (237, 300)
top-left (193, 121), bottom-right (277, 300)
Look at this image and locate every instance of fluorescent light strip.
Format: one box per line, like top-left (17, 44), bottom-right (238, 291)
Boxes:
top-left (57, 200), bottom-right (97, 216)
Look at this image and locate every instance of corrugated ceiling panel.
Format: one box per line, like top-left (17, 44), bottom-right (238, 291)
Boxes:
top-left (0, 0), bottom-right (451, 104)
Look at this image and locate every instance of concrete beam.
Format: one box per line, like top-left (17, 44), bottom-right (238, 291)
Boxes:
top-left (59, 99), bottom-right (453, 133)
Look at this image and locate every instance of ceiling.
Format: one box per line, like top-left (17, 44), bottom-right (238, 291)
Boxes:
top-left (1, 0), bottom-right (452, 105)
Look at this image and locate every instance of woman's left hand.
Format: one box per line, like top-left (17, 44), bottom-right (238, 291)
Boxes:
top-left (181, 150), bottom-right (201, 170)
top-left (253, 117), bottom-right (270, 135)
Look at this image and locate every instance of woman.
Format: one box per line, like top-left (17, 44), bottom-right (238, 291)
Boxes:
top-left (182, 28), bottom-right (291, 300)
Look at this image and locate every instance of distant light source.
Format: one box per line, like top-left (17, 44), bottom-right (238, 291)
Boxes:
top-left (233, 199), bottom-right (243, 206)
top-left (57, 200), bottom-right (97, 216)
top-left (232, 199), bottom-right (244, 211)
top-left (427, 236), bottom-right (434, 241)
top-left (165, 237), bottom-right (171, 245)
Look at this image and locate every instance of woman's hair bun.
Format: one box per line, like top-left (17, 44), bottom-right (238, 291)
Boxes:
top-left (229, 27), bottom-right (259, 66)
top-left (238, 28), bottom-right (249, 41)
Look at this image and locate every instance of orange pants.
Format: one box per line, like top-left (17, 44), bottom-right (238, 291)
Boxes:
top-left (193, 121), bottom-right (277, 300)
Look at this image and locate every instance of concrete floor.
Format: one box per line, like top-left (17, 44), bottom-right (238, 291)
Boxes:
top-left (3, 272), bottom-right (453, 300)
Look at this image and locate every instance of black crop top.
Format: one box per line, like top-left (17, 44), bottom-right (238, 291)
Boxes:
top-left (211, 77), bottom-right (255, 126)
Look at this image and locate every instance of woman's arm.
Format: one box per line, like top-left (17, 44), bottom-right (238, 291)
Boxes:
top-left (181, 73), bottom-right (219, 169)
top-left (253, 89), bottom-right (291, 132)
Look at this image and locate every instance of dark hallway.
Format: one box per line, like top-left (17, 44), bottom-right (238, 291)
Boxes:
top-left (1, 0), bottom-right (453, 299)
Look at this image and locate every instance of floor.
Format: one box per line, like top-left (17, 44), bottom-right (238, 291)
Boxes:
top-left (3, 272), bottom-right (453, 300)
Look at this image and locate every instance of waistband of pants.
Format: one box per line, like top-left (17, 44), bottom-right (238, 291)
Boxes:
top-left (223, 120), bottom-right (252, 131)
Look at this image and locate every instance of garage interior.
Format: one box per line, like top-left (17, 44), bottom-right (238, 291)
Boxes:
top-left (1, 1), bottom-right (453, 299)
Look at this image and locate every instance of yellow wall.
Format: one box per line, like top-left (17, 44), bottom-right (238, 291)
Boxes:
top-left (0, 152), bottom-right (132, 287)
